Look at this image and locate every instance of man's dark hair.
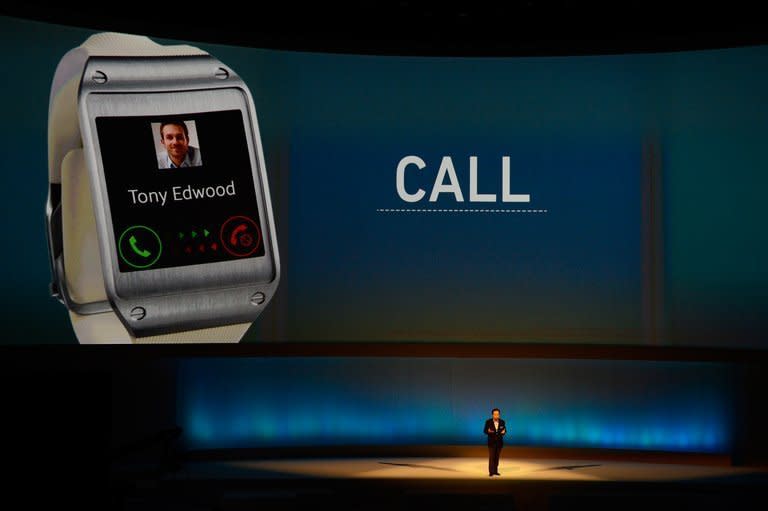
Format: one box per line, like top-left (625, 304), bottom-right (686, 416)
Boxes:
top-left (159, 121), bottom-right (189, 140)
top-left (492, 408), bottom-right (500, 414)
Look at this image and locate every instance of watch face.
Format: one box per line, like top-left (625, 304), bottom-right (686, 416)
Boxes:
top-left (96, 110), bottom-right (266, 272)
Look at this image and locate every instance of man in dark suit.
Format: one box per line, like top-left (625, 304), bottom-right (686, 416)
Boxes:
top-left (484, 408), bottom-right (506, 476)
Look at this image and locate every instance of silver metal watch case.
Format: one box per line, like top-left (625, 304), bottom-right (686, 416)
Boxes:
top-left (50, 55), bottom-right (280, 337)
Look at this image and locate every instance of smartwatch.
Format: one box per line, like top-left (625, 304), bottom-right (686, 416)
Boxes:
top-left (46, 32), bottom-right (280, 344)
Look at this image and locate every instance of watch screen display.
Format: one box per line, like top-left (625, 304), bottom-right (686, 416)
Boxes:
top-left (96, 110), bottom-right (266, 272)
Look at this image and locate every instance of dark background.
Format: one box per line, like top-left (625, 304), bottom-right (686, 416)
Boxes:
top-left (2, 1), bottom-right (768, 56)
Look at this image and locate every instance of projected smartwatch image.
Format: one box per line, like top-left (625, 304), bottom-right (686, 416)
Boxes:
top-left (96, 109), bottom-right (266, 272)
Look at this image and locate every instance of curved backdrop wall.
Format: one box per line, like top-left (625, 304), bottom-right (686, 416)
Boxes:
top-left (174, 357), bottom-right (732, 453)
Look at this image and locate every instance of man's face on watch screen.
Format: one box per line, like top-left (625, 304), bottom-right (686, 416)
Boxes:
top-left (161, 123), bottom-right (189, 162)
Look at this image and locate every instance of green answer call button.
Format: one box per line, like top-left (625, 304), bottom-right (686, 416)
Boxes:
top-left (118, 225), bottom-right (162, 269)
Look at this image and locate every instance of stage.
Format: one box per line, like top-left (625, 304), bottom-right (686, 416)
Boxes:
top-left (111, 452), bottom-right (768, 510)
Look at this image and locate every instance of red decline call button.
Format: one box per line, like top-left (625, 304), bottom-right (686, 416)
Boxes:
top-left (220, 215), bottom-right (262, 257)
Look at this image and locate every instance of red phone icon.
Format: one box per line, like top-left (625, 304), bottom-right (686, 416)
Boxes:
top-left (221, 216), bottom-right (261, 257)
top-left (230, 224), bottom-right (248, 246)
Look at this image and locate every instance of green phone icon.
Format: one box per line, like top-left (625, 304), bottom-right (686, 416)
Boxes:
top-left (129, 235), bottom-right (152, 258)
top-left (118, 225), bottom-right (162, 269)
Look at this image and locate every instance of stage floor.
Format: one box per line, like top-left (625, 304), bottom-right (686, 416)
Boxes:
top-left (169, 455), bottom-right (768, 482)
top-left (112, 455), bottom-right (768, 510)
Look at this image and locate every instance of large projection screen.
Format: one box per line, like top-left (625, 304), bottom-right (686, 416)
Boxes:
top-left (1, 15), bottom-right (766, 348)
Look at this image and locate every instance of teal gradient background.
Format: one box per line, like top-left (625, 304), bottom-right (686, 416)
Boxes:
top-left (0, 15), bottom-right (766, 347)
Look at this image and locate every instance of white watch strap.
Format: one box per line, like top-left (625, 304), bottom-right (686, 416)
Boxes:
top-left (80, 32), bottom-right (207, 57)
top-left (69, 311), bottom-right (252, 344)
top-left (49, 33), bottom-right (206, 186)
top-left (50, 33), bottom-right (250, 344)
